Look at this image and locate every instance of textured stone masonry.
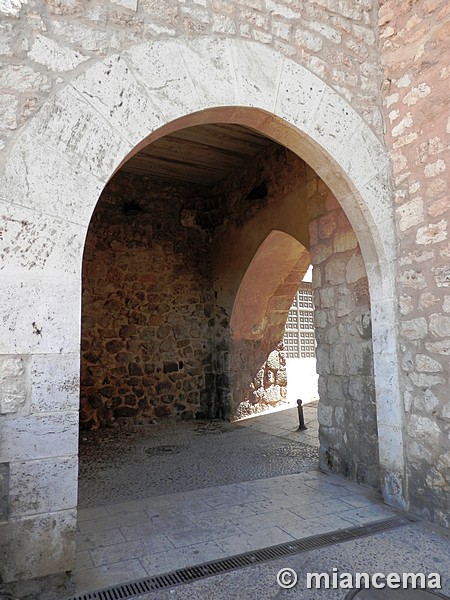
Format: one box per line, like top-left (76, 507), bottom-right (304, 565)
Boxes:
top-left (81, 144), bottom-right (310, 427)
top-left (1, 0), bottom-right (450, 584)
top-left (380, 0), bottom-right (450, 527)
top-left (0, 0), bottom-right (383, 162)
top-left (308, 173), bottom-right (378, 487)
top-left (81, 173), bottom-right (224, 428)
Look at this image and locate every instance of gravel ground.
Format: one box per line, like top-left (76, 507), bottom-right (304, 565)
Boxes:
top-left (78, 418), bottom-right (319, 508)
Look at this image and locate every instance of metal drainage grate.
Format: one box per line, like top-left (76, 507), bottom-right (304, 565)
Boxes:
top-left (67, 514), bottom-right (418, 600)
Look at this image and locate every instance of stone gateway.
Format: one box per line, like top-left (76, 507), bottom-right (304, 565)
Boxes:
top-left (0, 0), bottom-right (449, 584)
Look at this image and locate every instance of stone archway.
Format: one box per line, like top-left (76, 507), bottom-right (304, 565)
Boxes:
top-left (0, 38), bottom-right (403, 583)
top-left (229, 230), bottom-right (310, 415)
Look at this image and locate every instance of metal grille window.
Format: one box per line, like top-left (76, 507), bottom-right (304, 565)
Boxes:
top-left (283, 282), bottom-right (316, 358)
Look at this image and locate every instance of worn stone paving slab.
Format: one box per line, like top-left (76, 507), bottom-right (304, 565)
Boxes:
top-left (120, 515), bottom-right (198, 542)
top-left (188, 504), bottom-right (258, 527)
top-left (165, 521), bottom-right (244, 549)
top-left (70, 471), bottom-right (396, 595)
top-left (140, 541), bottom-right (228, 576)
top-left (75, 528), bottom-right (126, 552)
top-left (71, 558), bottom-right (147, 595)
top-left (89, 535), bottom-right (175, 568)
top-left (215, 526), bottom-right (296, 555)
top-left (77, 510), bottom-right (151, 534)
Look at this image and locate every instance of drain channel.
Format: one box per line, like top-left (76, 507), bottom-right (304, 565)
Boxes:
top-left (67, 515), bottom-right (417, 600)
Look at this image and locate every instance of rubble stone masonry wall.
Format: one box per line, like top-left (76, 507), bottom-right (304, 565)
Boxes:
top-left (81, 172), bottom-right (228, 429)
top-left (380, 0), bottom-right (450, 526)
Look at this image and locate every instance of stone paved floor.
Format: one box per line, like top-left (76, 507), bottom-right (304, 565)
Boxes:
top-left (67, 403), bottom-right (397, 597)
top-left (73, 471), bottom-right (395, 596)
top-left (132, 519), bottom-right (450, 600)
top-left (238, 402), bottom-right (319, 448)
top-left (3, 404), bottom-right (432, 600)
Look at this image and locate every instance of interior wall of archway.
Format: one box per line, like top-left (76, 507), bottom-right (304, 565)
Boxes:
top-left (80, 144), bottom-right (313, 428)
top-left (229, 229), bottom-right (311, 418)
top-left (307, 173), bottom-right (378, 488)
top-left (218, 146), bottom-right (378, 488)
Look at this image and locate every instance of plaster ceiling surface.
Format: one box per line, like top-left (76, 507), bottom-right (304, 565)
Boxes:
top-left (120, 123), bottom-right (275, 186)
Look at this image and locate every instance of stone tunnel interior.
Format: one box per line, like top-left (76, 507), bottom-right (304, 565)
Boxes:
top-left (79, 122), bottom-right (380, 490)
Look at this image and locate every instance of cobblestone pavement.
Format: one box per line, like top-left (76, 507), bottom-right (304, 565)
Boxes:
top-left (78, 405), bottom-right (319, 508)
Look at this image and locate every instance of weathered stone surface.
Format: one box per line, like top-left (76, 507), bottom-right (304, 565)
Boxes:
top-left (29, 35), bottom-right (89, 71)
top-left (381, 0), bottom-right (450, 525)
top-left (0, 356), bottom-right (30, 415)
top-left (332, 230), bottom-right (358, 253)
top-left (309, 182), bottom-right (378, 488)
top-left (408, 372), bottom-right (445, 388)
top-left (324, 257), bottom-right (347, 285)
top-left (0, 64), bottom-right (50, 92)
top-left (415, 354), bottom-right (442, 373)
top-left (416, 219), bottom-right (447, 245)
top-left (412, 389), bottom-right (439, 413)
top-left (0, 278), bottom-right (81, 355)
top-left (318, 403), bottom-right (333, 427)
top-left (80, 173), bottom-right (219, 428)
top-left (0, 463), bottom-right (9, 521)
top-left (0, 94), bottom-right (18, 136)
top-left (0, 412), bottom-right (78, 462)
top-left (346, 252), bottom-right (366, 284)
top-left (429, 314), bottom-right (450, 337)
top-left (0, 509), bottom-right (76, 583)
top-left (407, 415), bottom-right (441, 446)
top-left (425, 340), bottom-right (450, 355)
top-left (396, 198), bottom-right (424, 232)
top-left (31, 354), bottom-right (79, 413)
top-left (400, 317), bottom-right (428, 340)
top-left (9, 457), bottom-right (77, 517)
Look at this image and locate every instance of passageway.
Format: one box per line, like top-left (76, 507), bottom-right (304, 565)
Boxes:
top-left (80, 122), bottom-right (379, 492)
top-left (69, 120), bottom-right (383, 596)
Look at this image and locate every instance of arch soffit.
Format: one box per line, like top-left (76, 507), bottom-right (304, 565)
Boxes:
top-left (230, 230), bottom-right (309, 340)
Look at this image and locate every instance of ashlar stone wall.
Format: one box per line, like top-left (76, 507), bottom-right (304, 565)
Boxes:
top-left (380, 0), bottom-right (450, 526)
top-left (0, 0), bottom-right (384, 167)
top-left (81, 172), bottom-right (228, 428)
top-left (308, 173), bottom-right (378, 488)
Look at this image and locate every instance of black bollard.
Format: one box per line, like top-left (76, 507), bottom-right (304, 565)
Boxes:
top-left (297, 399), bottom-right (308, 431)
